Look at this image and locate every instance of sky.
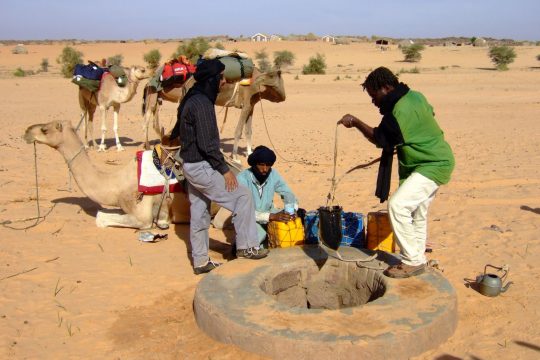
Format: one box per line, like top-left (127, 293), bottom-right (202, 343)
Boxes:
top-left (1, 0), bottom-right (539, 41)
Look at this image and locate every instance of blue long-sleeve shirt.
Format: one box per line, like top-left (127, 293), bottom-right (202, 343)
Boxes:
top-left (237, 168), bottom-right (297, 223)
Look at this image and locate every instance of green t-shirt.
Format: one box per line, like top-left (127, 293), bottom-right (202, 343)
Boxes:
top-left (393, 90), bottom-right (455, 185)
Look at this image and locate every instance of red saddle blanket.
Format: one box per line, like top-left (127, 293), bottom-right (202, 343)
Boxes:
top-left (136, 150), bottom-right (184, 195)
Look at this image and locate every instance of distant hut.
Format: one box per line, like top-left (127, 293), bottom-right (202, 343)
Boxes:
top-left (270, 34), bottom-right (282, 41)
top-left (473, 37), bottom-right (488, 47)
top-left (251, 33), bottom-right (268, 42)
top-left (12, 43), bottom-right (28, 54)
top-left (322, 35), bottom-right (336, 44)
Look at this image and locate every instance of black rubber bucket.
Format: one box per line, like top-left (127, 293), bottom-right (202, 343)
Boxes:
top-left (318, 206), bottom-right (343, 251)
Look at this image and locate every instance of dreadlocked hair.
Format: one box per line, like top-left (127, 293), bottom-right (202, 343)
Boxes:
top-left (362, 67), bottom-right (399, 92)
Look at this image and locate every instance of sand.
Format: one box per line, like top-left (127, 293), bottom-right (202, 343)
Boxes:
top-left (0, 40), bottom-right (539, 359)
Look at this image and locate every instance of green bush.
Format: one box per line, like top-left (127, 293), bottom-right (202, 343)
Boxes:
top-left (401, 44), bottom-right (425, 62)
top-left (143, 49), bottom-right (162, 70)
top-left (489, 46), bottom-right (516, 70)
top-left (254, 49), bottom-right (271, 72)
top-left (40, 58), bottom-right (49, 72)
top-left (56, 46), bottom-right (83, 78)
top-left (107, 54), bottom-right (123, 66)
top-left (173, 37), bottom-right (210, 64)
top-left (273, 50), bottom-right (295, 69)
top-left (302, 53), bottom-right (326, 74)
top-left (13, 68), bottom-right (26, 77)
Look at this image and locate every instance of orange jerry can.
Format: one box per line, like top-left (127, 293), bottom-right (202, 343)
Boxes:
top-left (366, 211), bottom-right (396, 253)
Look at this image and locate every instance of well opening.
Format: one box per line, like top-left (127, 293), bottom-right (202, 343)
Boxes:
top-left (260, 259), bottom-right (387, 310)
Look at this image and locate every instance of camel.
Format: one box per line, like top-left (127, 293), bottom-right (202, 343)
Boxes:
top-left (142, 68), bottom-right (286, 161)
top-left (23, 120), bottom-right (189, 229)
top-left (78, 65), bottom-right (149, 152)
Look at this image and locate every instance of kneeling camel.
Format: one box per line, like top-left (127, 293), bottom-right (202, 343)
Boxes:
top-left (24, 120), bottom-right (188, 229)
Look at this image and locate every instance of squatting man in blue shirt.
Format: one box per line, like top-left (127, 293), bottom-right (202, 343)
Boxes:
top-left (237, 146), bottom-right (299, 248)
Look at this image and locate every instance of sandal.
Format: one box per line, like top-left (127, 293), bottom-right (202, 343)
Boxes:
top-left (384, 263), bottom-right (426, 278)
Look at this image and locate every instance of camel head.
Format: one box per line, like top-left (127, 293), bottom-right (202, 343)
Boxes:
top-left (128, 65), bottom-right (150, 82)
top-left (254, 69), bottom-right (286, 103)
top-left (23, 120), bottom-right (71, 148)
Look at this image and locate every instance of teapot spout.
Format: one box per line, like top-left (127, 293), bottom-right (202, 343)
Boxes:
top-left (501, 281), bottom-right (513, 293)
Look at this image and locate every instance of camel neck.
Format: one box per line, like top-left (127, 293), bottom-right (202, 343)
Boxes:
top-left (65, 145), bottom-right (86, 170)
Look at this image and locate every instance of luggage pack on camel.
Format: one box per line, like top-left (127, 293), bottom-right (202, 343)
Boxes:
top-left (72, 61), bottom-right (128, 92)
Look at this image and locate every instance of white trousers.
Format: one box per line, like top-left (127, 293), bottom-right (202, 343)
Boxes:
top-left (388, 172), bottom-right (439, 266)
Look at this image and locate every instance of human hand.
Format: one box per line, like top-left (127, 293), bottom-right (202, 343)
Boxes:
top-left (337, 114), bottom-right (358, 128)
top-left (223, 171), bottom-right (238, 192)
top-left (269, 211), bottom-right (294, 223)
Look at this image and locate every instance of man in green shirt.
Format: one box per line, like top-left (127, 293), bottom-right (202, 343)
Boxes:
top-left (338, 67), bottom-right (455, 278)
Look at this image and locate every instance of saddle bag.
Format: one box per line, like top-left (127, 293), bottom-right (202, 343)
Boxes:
top-left (218, 56), bottom-right (254, 82)
top-left (71, 76), bottom-right (100, 92)
top-left (161, 62), bottom-right (194, 88)
top-left (73, 62), bottom-right (106, 80)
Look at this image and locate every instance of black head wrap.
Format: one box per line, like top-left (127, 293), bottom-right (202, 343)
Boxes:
top-left (170, 59), bottom-right (225, 140)
top-left (247, 146), bottom-right (276, 167)
top-left (248, 146), bottom-right (276, 184)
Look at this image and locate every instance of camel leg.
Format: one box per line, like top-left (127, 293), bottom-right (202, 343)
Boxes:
top-left (232, 108), bottom-right (252, 163)
top-left (80, 111), bottom-right (90, 149)
top-left (88, 107), bottom-right (98, 149)
top-left (96, 211), bottom-right (149, 229)
top-left (112, 104), bottom-right (124, 151)
top-left (98, 106), bottom-right (108, 152)
top-left (244, 110), bottom-right (254, 156)
top-left (143, 92), bottom-right (159, 150)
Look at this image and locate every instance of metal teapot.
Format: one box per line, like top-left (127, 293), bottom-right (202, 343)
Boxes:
top-left (476, 264), bottom-right (513, 297)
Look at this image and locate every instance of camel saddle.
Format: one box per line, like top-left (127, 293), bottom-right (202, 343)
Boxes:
top-left (136, 145), bottom-right (185, 195)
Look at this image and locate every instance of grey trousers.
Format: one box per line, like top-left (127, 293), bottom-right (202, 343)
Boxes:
top-left (182, 161), bottom-right (259, 267)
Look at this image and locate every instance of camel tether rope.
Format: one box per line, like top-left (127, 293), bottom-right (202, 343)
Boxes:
top-left (153, 144), bottom-right (182, 229)
top-left (1, 143), bottom-right (57, 230)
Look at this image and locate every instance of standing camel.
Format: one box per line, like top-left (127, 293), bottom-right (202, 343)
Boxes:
top-left (142, 68), bottom-right (286, 161)
top-left (79, 65), bottom-right (149, 152)
top-left (23, 120), bottom-right (189, 229)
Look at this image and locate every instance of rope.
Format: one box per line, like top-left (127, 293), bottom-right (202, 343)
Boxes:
top-left (326, 124), bottom-right (384, 205)
top-left (1, 143), bottom-right (56, 230)
top-left (219, 82), bottom-right (240, 133)
top-left (152, 145), bottom-right (182, 228)
top-left (257, 86), bottom-right (311, 165)
top-left (66, 145), bottom-right (86, 170)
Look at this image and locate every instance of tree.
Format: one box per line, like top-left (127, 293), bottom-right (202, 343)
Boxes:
top-left (143, 49), bottom-right (161, 71)
top-left (302, 53), bottom-right (326, 74)
top-left (56, 46), bottom-right (83, 78)
top-left (488, 46), bottom-right (516, 70)
top-left (273, 50), bottom-right (295, 69)
top-left (401, 44), bottom-right (425, 62)
top-left (173, 37), bottom-right (210, 64)
top-left (305, 32), bottom-right (318, 41)
top-left (107, 54), bottom-right (124, 66)
top-left (254, 49), bottom-right (271, 72)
